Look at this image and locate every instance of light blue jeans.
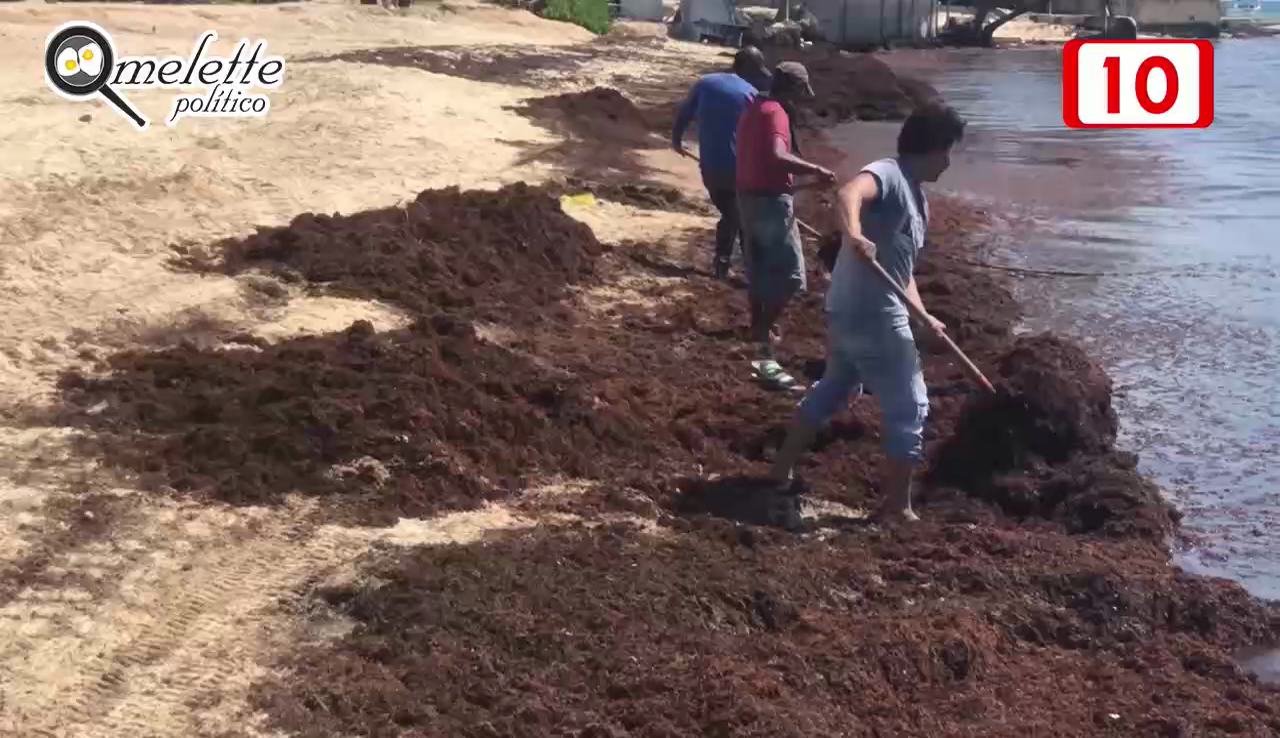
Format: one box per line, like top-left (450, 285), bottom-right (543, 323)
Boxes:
top-left (795, 311), bottom-right (929, 461)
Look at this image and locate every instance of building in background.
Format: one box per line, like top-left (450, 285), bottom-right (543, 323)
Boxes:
top-left (804, 0), bottom-right (938, 45)
top-left (1046, 0), bottom-right (1221, 36)
top-left (671, 0), bottom-right (938, 45)
top-left (1116, 0), bottom-right (1220, 35)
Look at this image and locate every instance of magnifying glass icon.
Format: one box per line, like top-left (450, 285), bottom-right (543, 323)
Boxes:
top-left (45, 22), bottom-right (149, 130)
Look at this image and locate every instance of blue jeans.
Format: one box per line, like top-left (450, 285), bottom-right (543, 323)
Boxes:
top-left (795, 311), bottom-right (929, 461)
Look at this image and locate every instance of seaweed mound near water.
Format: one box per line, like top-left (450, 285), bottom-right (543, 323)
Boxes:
top-left (933, 333), bottom-right (1117, 483)
top-left (927, 334), bottom-right (1173, 538)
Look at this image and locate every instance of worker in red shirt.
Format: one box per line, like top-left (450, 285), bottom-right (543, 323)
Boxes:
top-left (735, 61), bottom-right (837, 390)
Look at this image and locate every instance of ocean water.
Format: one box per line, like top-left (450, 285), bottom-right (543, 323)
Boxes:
top-left (826, 39), bottom-right (1280, 599)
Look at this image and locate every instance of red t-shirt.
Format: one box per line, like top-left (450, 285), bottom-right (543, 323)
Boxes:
top-left (735, 97), bottom-right (793, 193)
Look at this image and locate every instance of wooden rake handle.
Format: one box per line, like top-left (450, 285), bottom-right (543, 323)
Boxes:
top-left (795, 219), bottom-right (997, 395)
top-left (677, 150), bottom-right (829, 191)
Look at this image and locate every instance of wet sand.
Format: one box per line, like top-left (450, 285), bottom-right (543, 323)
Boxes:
top-left (1, 3), bottom-right (1279, 736)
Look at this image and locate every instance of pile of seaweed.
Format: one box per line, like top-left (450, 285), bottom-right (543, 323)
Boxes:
top-left (511, 86), bottom-right (667, 143)
top-left (56, 317), bottom-right (658, 526)
top-left (177, 182), bottom-right (602, 324)
top-left (53, 174), bottom-right (1280, 738)
top-left (774, 47), bottom-right (942, 124)
top-left (253, 521), bottom-right (1280, 738)
top-left (930, 334), bottom-right (1175, 539)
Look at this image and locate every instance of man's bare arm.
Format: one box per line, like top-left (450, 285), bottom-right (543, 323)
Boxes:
top-left (770, 137), bottom-right (835, 182)
top-left (837, 173), bottom-right (879, 261)
top-left (907, 274), bottom-right (947, 335)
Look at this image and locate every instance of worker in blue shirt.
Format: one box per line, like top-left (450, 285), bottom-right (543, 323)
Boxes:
top-left (672, 46), bottom-right (772, 280)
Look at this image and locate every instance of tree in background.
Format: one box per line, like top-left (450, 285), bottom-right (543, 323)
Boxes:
top-left (531, 0), bottom-right (612, 34)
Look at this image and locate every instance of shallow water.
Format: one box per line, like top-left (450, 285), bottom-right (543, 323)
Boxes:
top-left (1240, 646), bottom-right (1280, 685)
top-left (826, 40), bottom-right (1280, 600)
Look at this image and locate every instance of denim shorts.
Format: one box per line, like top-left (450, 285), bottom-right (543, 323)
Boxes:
top-left (738, 193), bottom-right (805, 303)
top-left (794, 311), bottom-right (929, 461)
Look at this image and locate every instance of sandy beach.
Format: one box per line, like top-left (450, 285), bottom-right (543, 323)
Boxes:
top-left (0, 4), bottom-right (719, 733)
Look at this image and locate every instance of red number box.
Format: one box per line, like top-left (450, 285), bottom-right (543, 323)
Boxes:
top-left (1063, 39), bottom-right (1214, 128)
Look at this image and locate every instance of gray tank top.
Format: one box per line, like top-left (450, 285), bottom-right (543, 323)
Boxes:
top-left (824, 157), bottom-right (928, 320)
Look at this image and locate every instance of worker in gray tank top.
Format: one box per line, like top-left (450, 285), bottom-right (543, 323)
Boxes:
top-left (768, 102), bottom-right (967, 523)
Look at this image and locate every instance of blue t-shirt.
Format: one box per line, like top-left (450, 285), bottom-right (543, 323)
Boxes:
top-left (671, 72), bottom-right (758, 189)
top-left (825, 157), bottom-right (929, 320)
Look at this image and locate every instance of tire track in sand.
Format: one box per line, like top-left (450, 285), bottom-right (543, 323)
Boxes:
top-left (1, 496), bottom-right (367, 738)
top-left (0, 485), bottom-right (628, 738)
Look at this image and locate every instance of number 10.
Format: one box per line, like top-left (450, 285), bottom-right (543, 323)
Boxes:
top-left (1063, 40), bottom-right (1211, 128)
top-left (1104, 56), bottom-right (1179, 115)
